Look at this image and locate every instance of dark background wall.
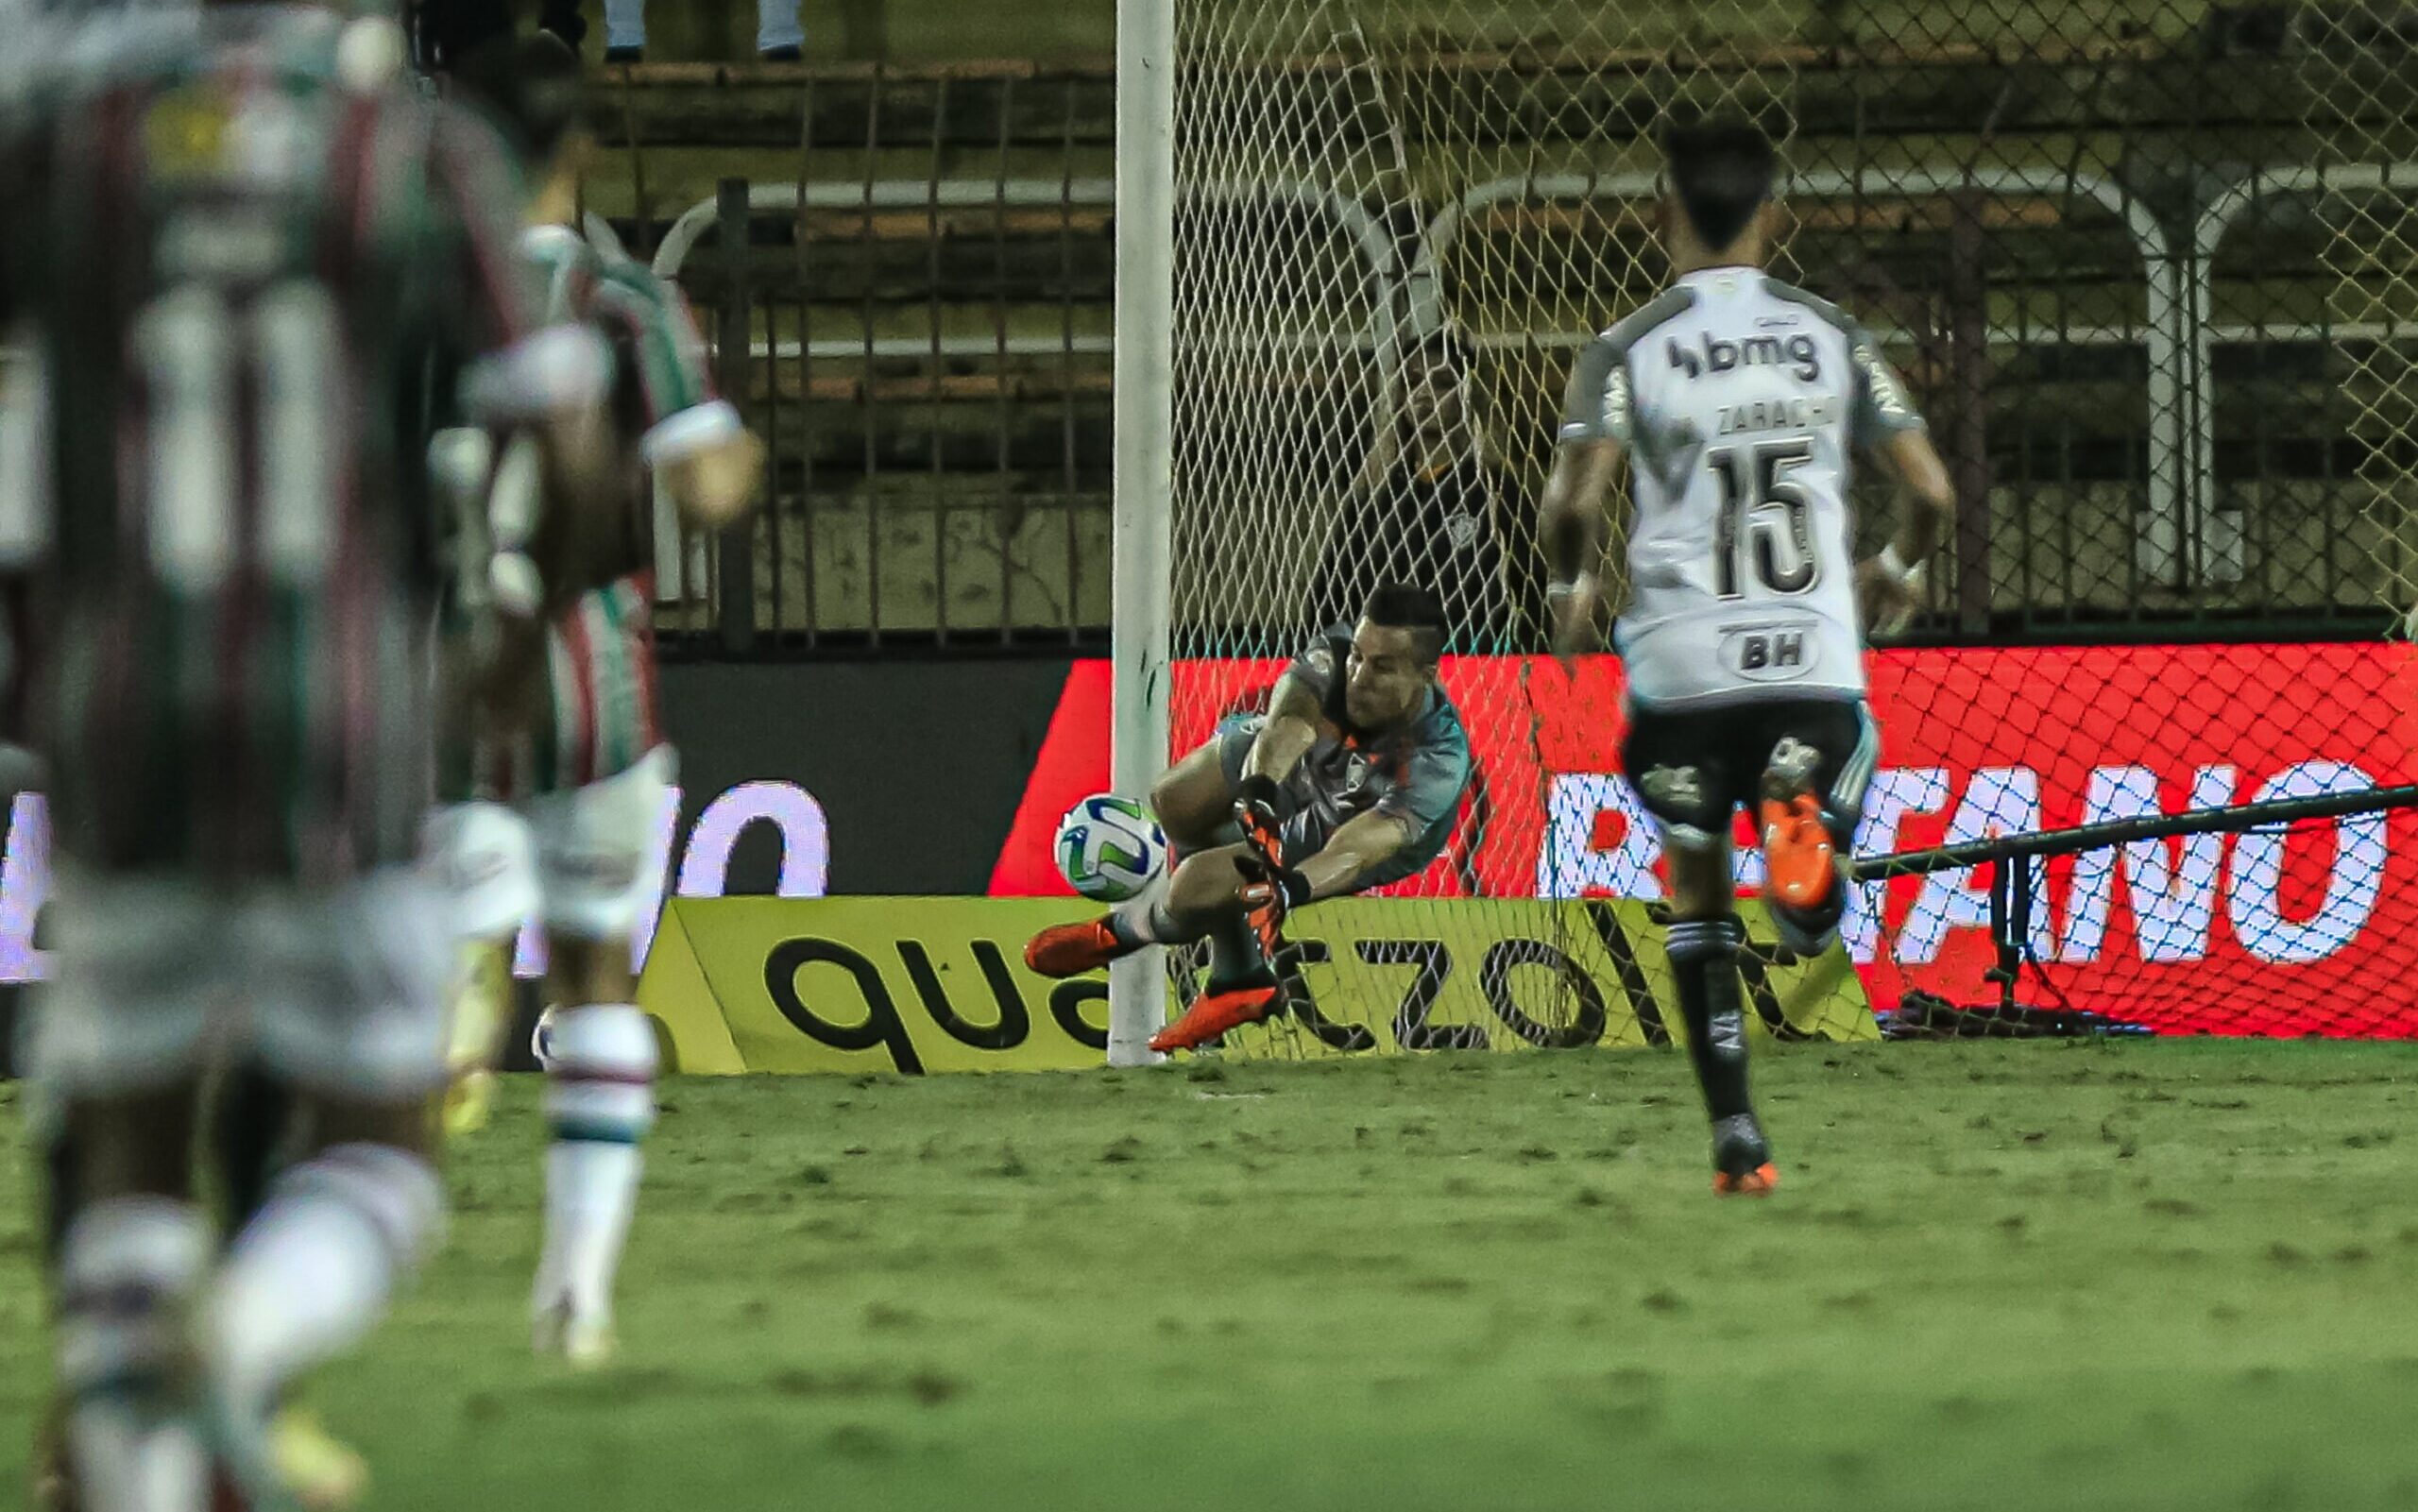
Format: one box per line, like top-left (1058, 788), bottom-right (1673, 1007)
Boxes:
top-left (0, 657), bottom-right (1079, 1076)
top-left (657, 656), bottom-right (1074, 894)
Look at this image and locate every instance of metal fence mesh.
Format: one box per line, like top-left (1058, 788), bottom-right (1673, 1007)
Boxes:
top-left (623, 10), bottom-right (2413, 650)
top-left (1140, 0), bottom-right (2418, 1043)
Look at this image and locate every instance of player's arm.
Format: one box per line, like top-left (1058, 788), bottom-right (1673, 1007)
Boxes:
top-left (1285, 737), bottom-right (1469, 904)
top-left (594, 262), bottom-right (764, 530)
top-left (1539, 335), bottom-right (1632, 658)
top-left (1229, 651), bottom-right (1337, 871)
top-left (1846, 327), bottom-right (1954, 632)
top-left (1294, 809), bottom-right (1414, 902)
top-left (1239, 671), bottom-right (1322, 791)
top-left (430, 106), bottom-right (610, 469)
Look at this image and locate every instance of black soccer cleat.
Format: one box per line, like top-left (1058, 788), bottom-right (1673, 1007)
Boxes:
top-left (1711, 1112), bottom-right (1779, 1197)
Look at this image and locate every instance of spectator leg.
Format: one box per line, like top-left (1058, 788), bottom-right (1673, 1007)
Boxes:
top-left (757, 0), bottom-right (806, 55)
top-left (604, 0), bottom-right (648, 52)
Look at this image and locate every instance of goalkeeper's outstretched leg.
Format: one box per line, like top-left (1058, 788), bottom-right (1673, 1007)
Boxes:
top-left (1027, 586), bottom-right (1474, 1052)
top-left (1027, 839), bottom-right (1291, 1049)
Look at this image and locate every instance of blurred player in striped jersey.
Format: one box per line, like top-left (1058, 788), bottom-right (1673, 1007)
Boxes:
top-left (0, 6), bottom-right (611, 1509)
top-left (430, 35), bottom-right (763, 1368)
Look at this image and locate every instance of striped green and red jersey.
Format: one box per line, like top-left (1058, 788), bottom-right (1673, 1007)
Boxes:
top-left (444, 222), bottom-right (735, 802)
top-left (0, 9), bottom-right (596, 882)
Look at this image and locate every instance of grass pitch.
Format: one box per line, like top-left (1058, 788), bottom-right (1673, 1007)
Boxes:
top-left (7, 1040), bottom-right (2418, 1511)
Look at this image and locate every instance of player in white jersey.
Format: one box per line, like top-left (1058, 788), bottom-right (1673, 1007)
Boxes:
top-left (1541, 120), bottom-right (1955, 1196)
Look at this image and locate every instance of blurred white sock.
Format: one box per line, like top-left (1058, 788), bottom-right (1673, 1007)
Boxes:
top-left (57, 1198), bottom-right (213, 1512)
top-left (536, 1004), bottom-right (658, 1334)
top-left (210, 1144), bottom-right (442, 1413)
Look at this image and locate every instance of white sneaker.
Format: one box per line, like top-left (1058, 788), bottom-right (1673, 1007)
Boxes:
top-left (563, 1314), bottom-right (617, 1370)
top-left (531, 1291), bottom-right (616, 1371)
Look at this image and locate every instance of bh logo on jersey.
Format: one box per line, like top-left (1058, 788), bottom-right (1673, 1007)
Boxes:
top-left (1721, 621), bottom-right (1815, 682)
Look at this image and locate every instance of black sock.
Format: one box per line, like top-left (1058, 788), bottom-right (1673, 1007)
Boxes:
top-left (1668, 915), bottom-right (1752, 1122)
top-left (1204, 911), bottom-right (1270, 989)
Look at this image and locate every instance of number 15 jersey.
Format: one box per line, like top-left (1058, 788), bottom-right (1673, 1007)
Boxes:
top-left (1558, 266), bottom-right (1927, 711)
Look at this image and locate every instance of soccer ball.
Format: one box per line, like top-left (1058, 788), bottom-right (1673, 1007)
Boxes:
top-left (1054, 794), bottom-right (1167, 902)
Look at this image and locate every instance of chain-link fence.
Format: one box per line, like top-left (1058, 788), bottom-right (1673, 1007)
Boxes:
top-left (602, 5), bottom-right (2418, 653)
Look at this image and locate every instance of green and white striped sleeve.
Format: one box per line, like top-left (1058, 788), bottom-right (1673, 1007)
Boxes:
top-left (591, 258), bottom-right (742, 466)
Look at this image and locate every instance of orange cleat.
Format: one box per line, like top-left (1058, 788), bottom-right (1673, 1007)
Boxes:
top-left (1024, 918), bottom-right (1127, 978)
top-left (1149, 983), bottom-right (1280, 1053)
top-left (1759, 791), bottom-right (1837, 911)
top-left (1712, 1163), bottom-right (1780, 1198)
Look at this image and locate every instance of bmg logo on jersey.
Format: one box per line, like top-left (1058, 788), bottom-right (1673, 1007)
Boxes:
top-left (1721, 621), bottom-right (1817, 681)
top-left (1668, 331), bottom-right (1822, 382)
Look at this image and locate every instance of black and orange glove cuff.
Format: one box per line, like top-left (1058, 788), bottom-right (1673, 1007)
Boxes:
top-left (1236, 852), bottom-right (1313, 909)
top-left (1235, 773), bottom-right (1290, 821)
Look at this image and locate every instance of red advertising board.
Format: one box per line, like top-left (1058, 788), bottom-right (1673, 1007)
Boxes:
top-left (994, 644), bottom-right (2418, 1037)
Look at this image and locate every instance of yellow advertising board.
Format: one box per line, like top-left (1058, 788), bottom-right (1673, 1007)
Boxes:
top-left (638, 897), bottom-right (1875, 1076)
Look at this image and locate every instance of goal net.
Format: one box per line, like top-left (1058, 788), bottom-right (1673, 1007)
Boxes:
top-left (1151, 0), bottom-right (2418, 1045)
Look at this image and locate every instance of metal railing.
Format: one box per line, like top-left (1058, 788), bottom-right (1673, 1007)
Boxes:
top-left (639, 153), bottom-right (2418, 653)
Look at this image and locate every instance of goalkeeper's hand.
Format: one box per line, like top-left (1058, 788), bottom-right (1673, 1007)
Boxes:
top-left (1234, 852), bottom-right (1313, 958)
top-left (1234, 773), bottom-right (1292, 867)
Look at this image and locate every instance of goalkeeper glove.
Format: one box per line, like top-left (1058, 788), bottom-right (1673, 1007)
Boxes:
top-left (1235, 852), bottom-right (1313, 958)
top-left (1234, 773), bottom-right (1293, 865)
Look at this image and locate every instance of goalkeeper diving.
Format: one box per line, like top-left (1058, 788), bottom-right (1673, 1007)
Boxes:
top-left (1025, 584), bottom-right (1474, 1052)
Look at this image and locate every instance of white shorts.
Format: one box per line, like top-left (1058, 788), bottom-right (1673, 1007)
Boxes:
top-left (432, 745), bottom-right (674, 944)
top-left (27, 866), bottom-right (453, 1100)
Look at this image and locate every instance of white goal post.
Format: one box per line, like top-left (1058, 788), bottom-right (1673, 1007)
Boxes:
top-left (1107, 0), bottom-right (1179, 1066)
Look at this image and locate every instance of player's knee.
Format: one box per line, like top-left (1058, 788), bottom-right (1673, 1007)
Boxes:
top-left (1166, 849), bottom-right (1241, 918)
top-left (545, 931), bottom-right (639, 1010)
top-left (1147, 766), bottom-right (1186, 821)
top-left (1150, 763), bottom-right (1226, 849)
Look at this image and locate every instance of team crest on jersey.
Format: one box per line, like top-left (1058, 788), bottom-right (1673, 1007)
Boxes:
top-left (145, 92), bottom-right (232, 176)
top-left (145, 88), bottom-right (311, 187)
top-left (1340, 756), bottom-right (1372, 799)
top-left (1635, 412), bottom-right (1707, 498)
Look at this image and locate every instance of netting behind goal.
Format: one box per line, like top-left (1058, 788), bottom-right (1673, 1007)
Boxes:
top-left (1160, 0), bottom-right (2418, 1042)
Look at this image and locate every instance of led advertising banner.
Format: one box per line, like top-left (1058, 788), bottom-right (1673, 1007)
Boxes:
top-left (994, 645), bottom-right (2418, 1036)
